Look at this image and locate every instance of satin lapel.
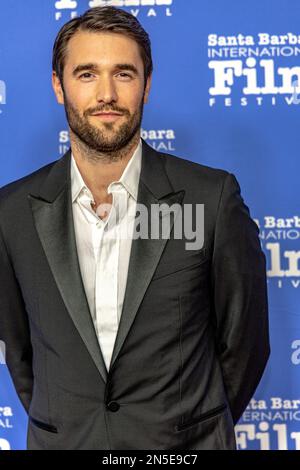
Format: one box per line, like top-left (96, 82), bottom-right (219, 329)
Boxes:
top-left (28, 150), bottom-right (108, 383)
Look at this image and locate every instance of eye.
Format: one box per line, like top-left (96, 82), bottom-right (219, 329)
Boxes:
top-left (79, 73), bottom-right (94, 80)
top-left (117, 72), bottom-right (132, 79)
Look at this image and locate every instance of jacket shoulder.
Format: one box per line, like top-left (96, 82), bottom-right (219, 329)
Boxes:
top-left (159, 150), bottom-right (230, 188)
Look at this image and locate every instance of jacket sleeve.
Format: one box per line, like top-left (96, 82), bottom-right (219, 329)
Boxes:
top-left (0, 223), bottom-right (33, 414)
top-left (210, 172), bottom-right (270, 424)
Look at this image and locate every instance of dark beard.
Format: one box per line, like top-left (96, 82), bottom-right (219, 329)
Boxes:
top-left (63, 94), bottom-right (144, 157)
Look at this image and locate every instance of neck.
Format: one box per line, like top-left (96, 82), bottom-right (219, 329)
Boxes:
top-left (70, 130), bottom-right (140, 196)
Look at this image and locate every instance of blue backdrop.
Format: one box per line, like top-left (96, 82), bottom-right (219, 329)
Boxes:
top-left (0, 0), bottom-right (299, 450)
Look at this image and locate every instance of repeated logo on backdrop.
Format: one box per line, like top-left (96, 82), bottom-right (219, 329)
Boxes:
top-left (255, 216), bottom-right (300, 289)
top-left (208, 32), bottom-right (300, 107)
top-left (292, 339), bottom-right (300, 365)
top-left (0, 407), bottom-right (13, 451)
top-left (58, 128), bottom-right (176, 155)
top-left (54, 0), bottom-right (173, 20)
top-left (236, 397), bottom-right (300, 450)
top-left (0, 438), bottom-right (10, 451)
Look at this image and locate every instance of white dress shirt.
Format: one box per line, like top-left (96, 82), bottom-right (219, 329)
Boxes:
top-left (70, 139), bottom-right (142, 371)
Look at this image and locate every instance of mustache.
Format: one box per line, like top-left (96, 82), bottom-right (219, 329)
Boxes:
top-left (87, 106), bottom-right (129, 115)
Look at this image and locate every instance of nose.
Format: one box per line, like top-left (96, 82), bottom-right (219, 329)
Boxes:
top-left (95, 75), bottom-right (118, 104)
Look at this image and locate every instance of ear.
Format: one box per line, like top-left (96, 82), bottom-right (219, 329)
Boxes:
top-left (143, 73), bottom-right (152, 104)
top-left (52, 71), bottom-right (64, 105)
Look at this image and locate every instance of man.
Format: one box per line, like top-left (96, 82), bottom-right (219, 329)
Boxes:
top-left (0, 6), bottom-right (270, 450)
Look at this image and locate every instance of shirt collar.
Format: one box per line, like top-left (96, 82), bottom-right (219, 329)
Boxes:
top-left (71, 138), bottom-right (142, 204)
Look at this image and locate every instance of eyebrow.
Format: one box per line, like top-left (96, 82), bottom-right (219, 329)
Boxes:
top-left (72, 63), bottom-right (139, 77)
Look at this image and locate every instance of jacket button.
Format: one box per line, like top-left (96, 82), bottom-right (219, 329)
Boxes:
top-left (106, 401), bottom-right (120, 412)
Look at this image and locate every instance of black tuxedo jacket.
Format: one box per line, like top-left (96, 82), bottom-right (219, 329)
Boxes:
top-left (0, 139), bottom-right (270, 449)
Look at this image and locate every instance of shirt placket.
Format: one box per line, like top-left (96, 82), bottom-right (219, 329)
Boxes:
top-left (94, 190), bottom-right (120, 371)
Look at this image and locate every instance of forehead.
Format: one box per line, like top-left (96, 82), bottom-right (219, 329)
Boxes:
top-left (64, 31), bottom-right (143, 68)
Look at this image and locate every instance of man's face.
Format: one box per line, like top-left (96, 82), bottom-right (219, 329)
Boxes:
top-left (52, 31), bottom-right (151, 153)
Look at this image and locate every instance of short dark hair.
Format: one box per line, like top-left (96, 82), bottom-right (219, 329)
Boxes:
top-left (52, 6), bottom-right (153, 88)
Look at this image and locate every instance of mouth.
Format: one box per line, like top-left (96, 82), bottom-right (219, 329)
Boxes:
top-left (92, 112), bottom-right (123, 121)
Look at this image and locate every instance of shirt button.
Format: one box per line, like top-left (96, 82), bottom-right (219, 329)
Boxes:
top-left (106, 401), bottom-right (120, 412)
